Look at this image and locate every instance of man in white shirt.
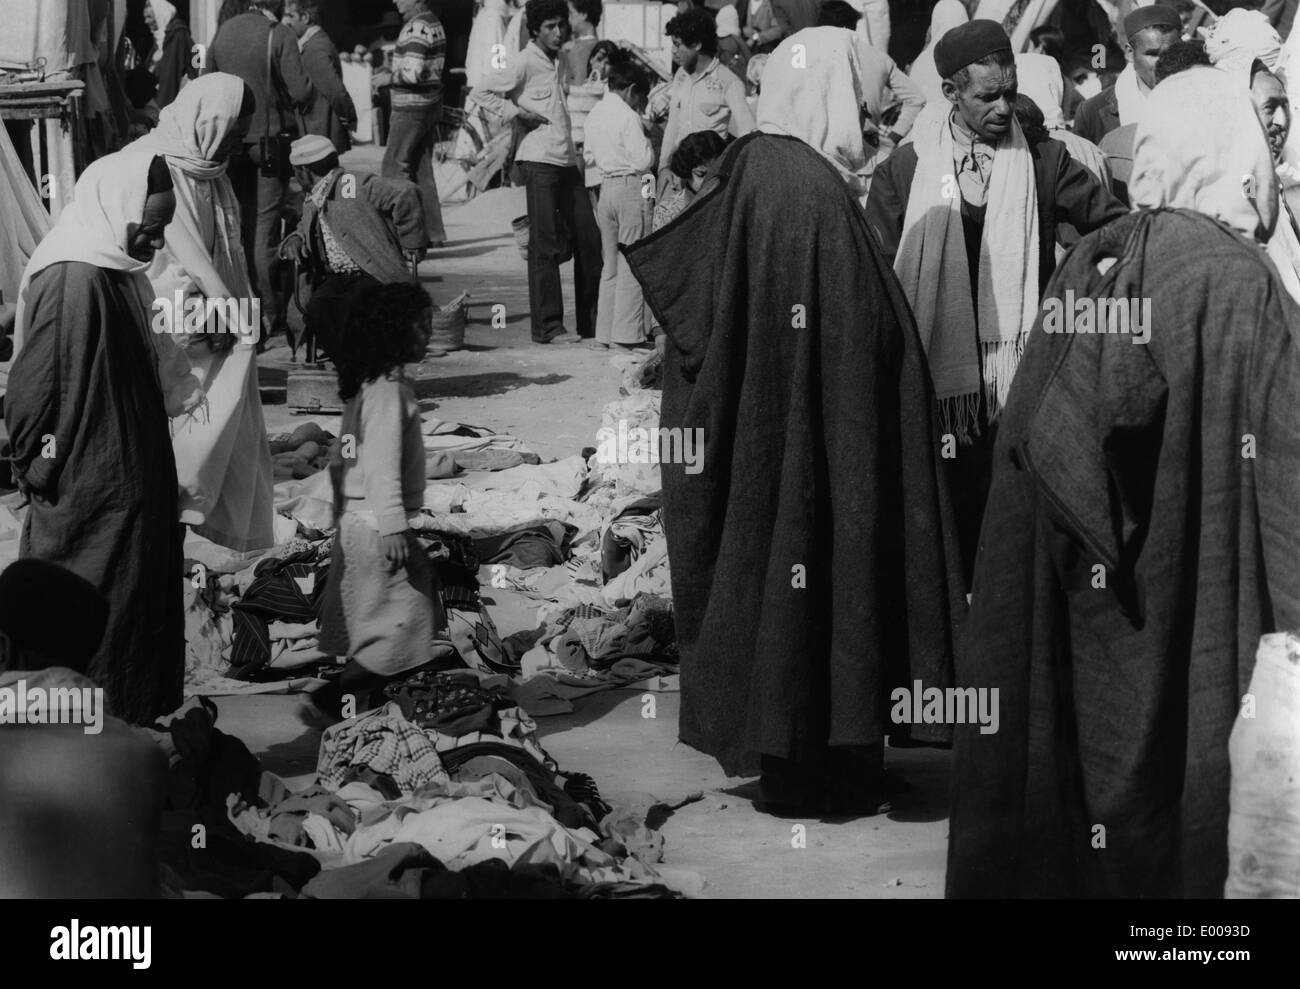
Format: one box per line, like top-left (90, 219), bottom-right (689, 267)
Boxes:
top-left (660, 8), bottom-right (755, 180)
top-left (584, 57), bottom-right (655, 349)
top-left (477, 0), bottom-right (602, 344)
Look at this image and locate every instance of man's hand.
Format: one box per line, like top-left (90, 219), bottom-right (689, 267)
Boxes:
top-left (516, 108), bottom-right (548, 130)
top-left (404, 248), bottom-right (424, 269)
top-left (381, 533), bottom-right (408, 573)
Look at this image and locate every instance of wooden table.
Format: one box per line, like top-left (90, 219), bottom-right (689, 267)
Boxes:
top-left (0, 79), bottom-right (85, 219)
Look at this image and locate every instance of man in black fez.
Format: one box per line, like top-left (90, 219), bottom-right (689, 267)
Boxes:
top-left (1074, 4), bottom-right (1183, 145)
top-left (866, 20), bottom-right (1125, 586)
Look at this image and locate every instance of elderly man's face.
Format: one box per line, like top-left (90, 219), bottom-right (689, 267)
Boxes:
top-left (126, 190), bottom-right (176, 263)
top-left (1251, 70), bottom-right (1291, 163)
top-left (945, 61), bottom-right (1017, 143)
top-left (1126, 27), bottom-right (1180, 90)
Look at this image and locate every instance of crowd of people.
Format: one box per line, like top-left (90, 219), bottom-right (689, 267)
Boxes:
top-left (2, 0), bottom-right (1300, 899)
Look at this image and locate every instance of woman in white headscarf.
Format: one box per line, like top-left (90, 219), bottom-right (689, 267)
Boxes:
top-left (144, 0), bottom-right (197, 112)
top-left (623, 27), bottom-right (964, 815)
top-left (6, 150), bottom-right (188, 724)
top-left (127, 72), bottom-right (277, 553)
top-left (908, 0), bottom-right (969, 105)
top-left (1016, 52), bottom-right (1110, 185)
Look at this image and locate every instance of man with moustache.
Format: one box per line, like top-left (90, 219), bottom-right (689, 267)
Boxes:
top-left (865, 20), bottom-right (1124, 586)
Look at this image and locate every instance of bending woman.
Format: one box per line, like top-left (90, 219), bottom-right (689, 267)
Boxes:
top-left (128, 73), bottom-right (277, 553)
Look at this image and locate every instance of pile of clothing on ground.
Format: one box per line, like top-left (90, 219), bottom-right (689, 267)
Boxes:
top-left (182, 372), bottom-right (677, 717)
top-left (146, 687), bottom-right (694, 898)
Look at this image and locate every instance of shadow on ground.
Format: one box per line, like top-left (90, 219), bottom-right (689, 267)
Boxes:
top-left (413, 371), bottom-right (572, 400)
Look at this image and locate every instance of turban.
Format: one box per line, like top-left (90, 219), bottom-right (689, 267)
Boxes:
top-left (1123, 4), bottom-right (1181, 42)
top-left (934, 19), bottom-right (1011, 80)
top-left (1200, 8), bottom-right (1282, 75)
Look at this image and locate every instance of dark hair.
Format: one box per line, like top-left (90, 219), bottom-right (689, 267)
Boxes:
top-left (587, 39), bottom-right (620, 76)
top-left (218, 0), bottom-right (252, 24)
top-left (818, 0), bottom-right (861, 30)
top-left (336, 283), bottom-right (432, 401)
top-left (1012, 93), bottom-right (1049, 144)
top-left (250, 0), bottom-right (284, 14)
top-left (146, 155), bottom-right (174, 194)
top-left (606, 55), bottom-right (649, 95)
top-left (1153, 39), bottom-right (1210, 83)
top-left (285, 0), bottom-right (322, 20)
top-left (305, 153), bottom-right (342, 176)
top-left (1028, 25), bottom-right (1065, 61)
top-left (666, 8), bottom-right (718, 56)
top-left (238, 82), bottom-right (256, 118)
top-left (526, 0), bottom-right (570, 37)
top-left (569, 0), bottom-right (602, 30)
top-left (669, 129), bottom-right (726, 182)
top-left (948, 48), bottom-right (1015, 91)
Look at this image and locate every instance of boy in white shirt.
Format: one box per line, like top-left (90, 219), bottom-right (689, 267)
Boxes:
top-left (583, 57), bottom-right (655, 348)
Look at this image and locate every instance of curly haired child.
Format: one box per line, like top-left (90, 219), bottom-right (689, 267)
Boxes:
top-left (313, 282), bottom-right (450, 717)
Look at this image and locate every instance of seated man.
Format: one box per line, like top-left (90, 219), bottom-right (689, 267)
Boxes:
top-left (0, 559), bottom-right (167, 898)
top-left (284, 134), bottom-right (432, 361)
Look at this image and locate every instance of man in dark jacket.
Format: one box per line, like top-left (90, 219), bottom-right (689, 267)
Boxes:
top-left (286, 135), bottom-right (429, 359)
top-left (208, 0), bottom-right (315, 346)
top-left (283, 0), bottom-right (357, 153)
top-left (866, 20), bottom-right (1125, 586)
top-left (1073, 4), bottom-right (1181, 146)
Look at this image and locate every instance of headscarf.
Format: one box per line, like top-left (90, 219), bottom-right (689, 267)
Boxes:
top-left (129, 71), bottom-right (246, 181)
top-left (908, 0), bottom-right (969, 105)
top-left (124, 74), bottom-right (254, 400)
top-left (1016, 52), bottom-right (1111, 184)
top-left (716, 5), bottom-right (740, 37)
top-left (149, 0), bottom-right (177, 67)
top-left (758, 28), bottom-right (867, 193)
top-left (1200, 8), bottom-right (1281, 77)
top-left (1014, 52), bottom-right (1065, 130)
top-left (1131, 67), bottom-right (1278, 243)
top-left (13, 149), bottom-right (163, 354)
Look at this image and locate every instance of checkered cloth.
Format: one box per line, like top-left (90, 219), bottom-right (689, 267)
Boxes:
top-left (316, 702), bottom-right (450, 793)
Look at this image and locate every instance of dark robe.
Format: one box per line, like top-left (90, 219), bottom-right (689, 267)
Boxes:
top-left (946, 210), bottom-right (1300, 898)
top-left (6, 263), bottom-right (184, 725)
top-left (154, 17), bottom-right (198, 112)
top-left (622, 132), bottom-right (966, 778)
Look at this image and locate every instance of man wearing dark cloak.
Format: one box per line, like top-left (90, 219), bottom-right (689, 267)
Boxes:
top-left (7, 152), bottom-right (186, 726)
top-left (624, 28), bottom-right (966, 814)
top-left (946, 69), bottom-right (1300, 898)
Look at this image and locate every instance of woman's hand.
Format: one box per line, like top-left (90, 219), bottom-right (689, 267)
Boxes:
top-left (381, 532), bottom-right (408, 572)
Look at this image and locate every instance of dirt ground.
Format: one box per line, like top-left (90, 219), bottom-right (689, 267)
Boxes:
top-left (226, 148), bottom-right (950, 899)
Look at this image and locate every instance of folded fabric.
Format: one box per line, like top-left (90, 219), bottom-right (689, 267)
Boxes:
top-left (317, 702), bottom-right (451, 794)
top-left (383, 669), bottom-right (505, 736)
top-left (600, 497), bottom-right (662, 581)
top-left (472, 521), bottom-right (572, 569)
top-left (453, 449), bottom-right (539, 471)
top-left (511, 658), bottom-right (676, 717)
top-left (229, 549), bottom-right (331, 680)
top-left (301, 842), bottom-right (579, 899)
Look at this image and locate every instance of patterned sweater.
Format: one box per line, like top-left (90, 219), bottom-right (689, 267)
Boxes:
top-left (390, 8), bottom-right (446, 110)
